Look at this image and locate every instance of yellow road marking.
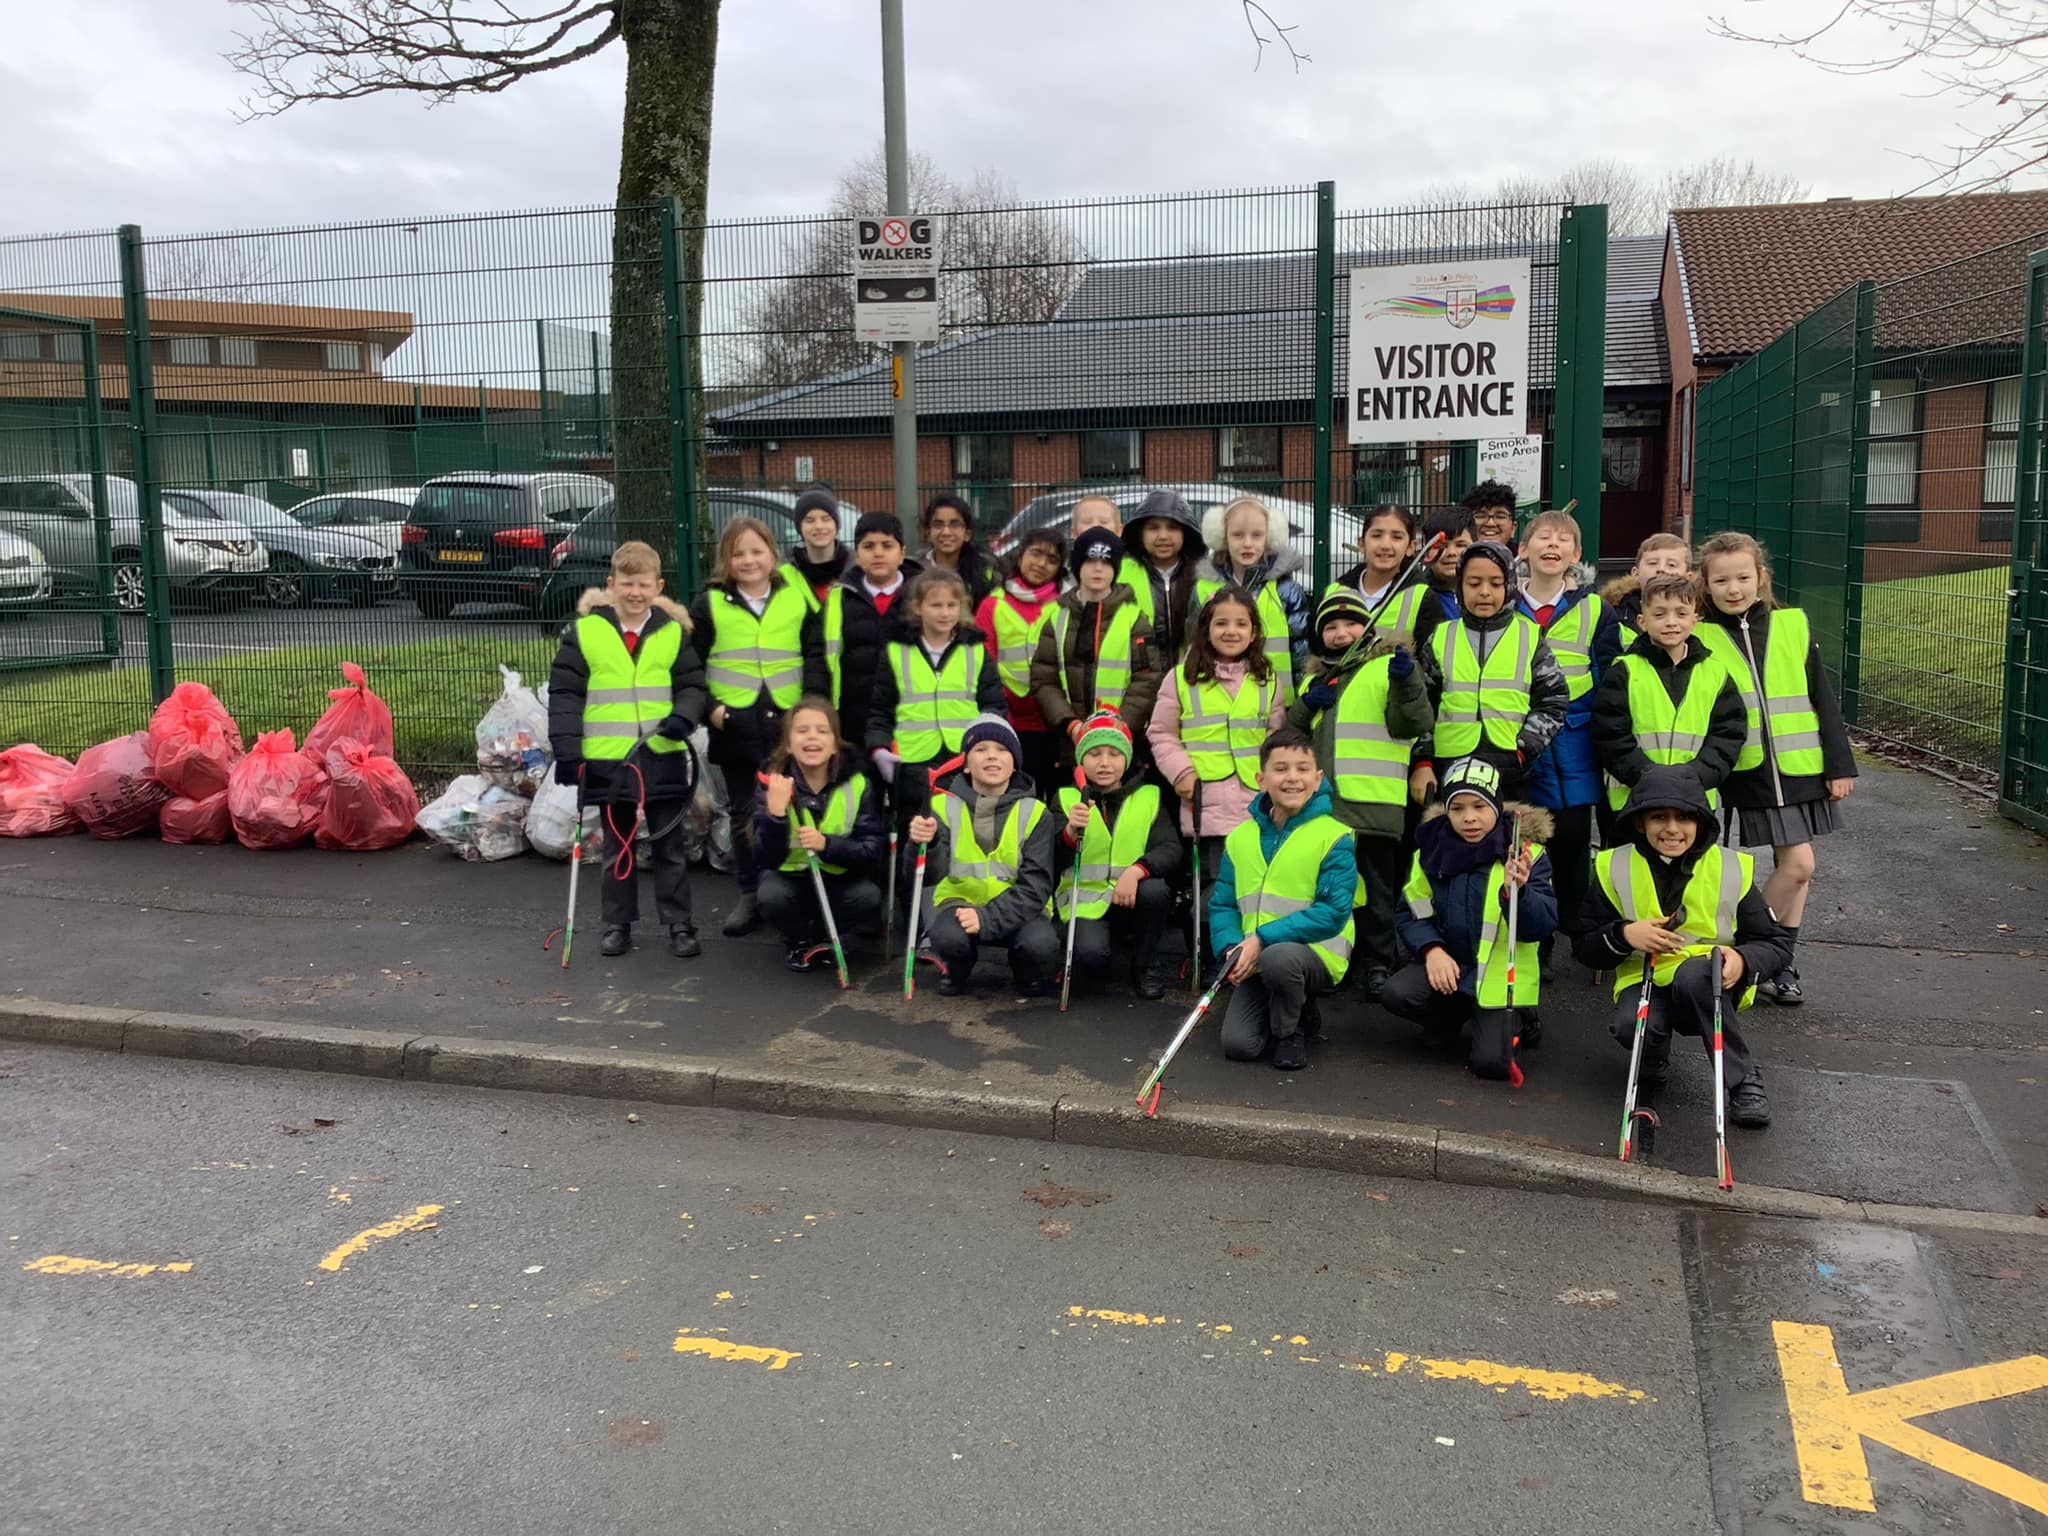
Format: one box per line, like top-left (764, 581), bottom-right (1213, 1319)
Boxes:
top-left (1773, 1321), bottom-right (2048, 1516)
top-left (671, 1329), bottom-right (801, 1371)
top-left (318, 1204), bottom-right (443, 1273)
top-left (1067, 1306), bottom-right (1168, 1326)
top-left (23, 1254), bottom-right (193, 1279)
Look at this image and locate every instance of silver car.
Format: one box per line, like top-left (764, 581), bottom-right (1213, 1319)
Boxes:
top-left (0, 528), bottom-right (51, 609)
top-left (0, 474), bottom-right (268, 611)
top-left (285, 487), bottom-right (418, 556)
top-left (163, 488), bottom-right (395, 608)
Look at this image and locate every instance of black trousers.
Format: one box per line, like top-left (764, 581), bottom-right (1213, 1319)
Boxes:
top-left (1354, 833), bottom-right (1409, 976)
top-left (598, 801), bottom-right (692, 929)
top-left (1607, 956), bottom-right (1759, 1090)
top-left (1219, 942), bottom-right (1331, 1059)
top-left (1545, 805), bottom-right (1593, 940)
top-left (756, 867), bottom-right (885, 948)
top-left (707, 736), bottom-right (765, 896)
top-left (1017, 728), bottom-right (1061, 807)
top-left (1379, 960), bottom-right (1521, 1080)
top-left (1066, 877), bottom-right (1174, 988)
top-left (927, 906), bottom-right (1062, 993)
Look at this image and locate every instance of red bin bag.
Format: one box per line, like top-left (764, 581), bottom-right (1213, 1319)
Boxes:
top-left (146, 681), bottom-right (244, 799)
top-left (0, 744), bottom-right (82, 837)
top-left (61, 732), bottom-right (170, 839)
top-left (315, 738), bottom-right (419, 851)
top-left (304, 663), bottom-right (395, 761)
top-left (227, 729), bottom-right (330, 850)
top-left (161, 790), bottom-right (232, 845)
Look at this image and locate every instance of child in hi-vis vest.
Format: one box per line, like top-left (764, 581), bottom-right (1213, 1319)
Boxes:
top-left (753, 696), bottom-right (888, 973)
top-left (975, 528), bottom-right (1065, 802)
top-left (1030, 526), bottom-right (1160, 778)
top-left (1051, 711), bottom-right (1182, 1000)
top-left (1192, 496), bottom-right (1312, 703)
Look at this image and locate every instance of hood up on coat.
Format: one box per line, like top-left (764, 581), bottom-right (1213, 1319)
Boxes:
top-left (1126, 488), bottom-right (1206, 546)
top-left (1616, 763), bottom-right (1722, 847)
top-left (575, 588), bottom-right (692, 627)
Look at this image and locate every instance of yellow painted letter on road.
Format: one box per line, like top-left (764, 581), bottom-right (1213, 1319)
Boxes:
top-left (318, 1204), bottom-right (443, 1273)
top-left (1773, 1320), bottom-right (2048, 1517)
top-left (23, 1255), bottom-right (193, 1279)
top-left (671, 1329), bottom-right (801, 1371)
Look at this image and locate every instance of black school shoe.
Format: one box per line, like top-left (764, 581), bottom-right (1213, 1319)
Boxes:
top-left (1770, 967), bottom-right (1804, 1005)
top-left (1362, 966), bottom-right (1390, 1003)
top-left (1517, 1009), bottom-right (1543, 1051)
top-left (1136, 958), bottom-right (1173, 1002)
top-left (600, 925), bottom-right (631, 957)
top-left (1729, 1079), bottom-right (1772, 1128)
top-left (668, 926), bottom-right (702, 959)
top-left (1271, 1031), bottom-right (1309, 1071)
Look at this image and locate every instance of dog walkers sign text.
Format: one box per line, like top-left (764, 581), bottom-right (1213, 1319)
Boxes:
top-left (1346, 257), bottom-right (1531, 445)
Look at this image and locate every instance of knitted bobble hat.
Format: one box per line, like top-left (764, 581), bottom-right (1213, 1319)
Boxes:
top-left (1074, 709), bottom-right (1133, 765)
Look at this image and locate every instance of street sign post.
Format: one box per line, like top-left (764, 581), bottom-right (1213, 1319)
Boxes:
top-left (853, 215), bottom-right (941, 344)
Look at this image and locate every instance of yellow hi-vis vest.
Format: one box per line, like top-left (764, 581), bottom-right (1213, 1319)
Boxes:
top-left (989, 595), bottom-right (1045, 697)
top-left (1696, 608), bottom-right (1823, 778)
top-left (1431, 614), bottom-right (1539, 758)
top-left (1194, 576), bottom-right (1296, 703)
top-left (1120, 557), bottom-right (1155, 624)
top-left (705, 580), bottom-right (807, 710)
top-left (1048, 601), bottom-right (1141, 711)
top-left (778, 776), bottom-right (866, 876)
top-left (1400, 847), bottom-right (1545, 1008)
top-left (1323, 579), bottom-right (1427, 639)
top-left (1538, 592), bottom-right (1604, 701)
top-left (1606, 653), bottom-right (1733, 812)
top-left (1182, 672), bottom-right (1276, 790)
top-left (576, 615), bottom-right (689, 759)
top-left (888, 639), bottom-right (985, 762)
top-left (1320, 658), bottom-right (1408, 809)
top-left (932, 794), bottom-right (1046, 907)
top-left (1223, 813), bottom-right (1354, 985)
top-left (1051, 783), bottom-right (1160, 921)
top-left (1595, 843), bottom-right (1759, 1008)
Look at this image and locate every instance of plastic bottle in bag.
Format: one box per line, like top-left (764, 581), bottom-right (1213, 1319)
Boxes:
top-left (476, 664), bottom-right (550, 792)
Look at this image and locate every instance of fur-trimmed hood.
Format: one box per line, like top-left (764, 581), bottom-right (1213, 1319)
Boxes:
top-left (575, 588), bottom-right (692, 628)
top-left (1200, 495), bottom-right (1294, 563)
top-left (1600, 572), bottom-right (1641, 604)
top-left (1419, 797), bottom-right (1556, 846)
top-left (1193, 543), bottom-right (1306, 587)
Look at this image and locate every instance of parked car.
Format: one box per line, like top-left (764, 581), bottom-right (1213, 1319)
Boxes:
top-left (285, 487), bottom-right (418, 555)
top-left (399, 471), bottom-right (612, 619)
top-left (987, 482), bottom-right (1358, 563)
top-left (162, 488), bottom-right (396, 608)
top-left (0, 473), bottom-right (267, 611)
top-left (0, 528), bottom-right (52, 611)
top-left (533, 487), bottom-right (838, 619)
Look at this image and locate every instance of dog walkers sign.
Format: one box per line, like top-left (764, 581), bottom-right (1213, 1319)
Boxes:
top-left (1346, 258), bottom-right (1532, 445)
top-left (853, 214), bottom-right (942, 343)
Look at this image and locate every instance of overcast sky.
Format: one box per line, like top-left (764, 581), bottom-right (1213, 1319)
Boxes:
top-left (2, 0), bottom-right (2024, 239)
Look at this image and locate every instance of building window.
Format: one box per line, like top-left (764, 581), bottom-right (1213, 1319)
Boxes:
top-left (1080, 429), bottom-right (1142, 482)
top-left (1350, 445), bottom-right (1422, 509)
top-left (952, 433), bottom-right (1013, 527)
top-left (1218, 425), bottom-right (1283, 495)
top-left (0, 333), bottom-right (40, 361)
top-left (166, 336), bottom-right (210, 366)
top-left (1864, 376), bottom-right (1922, 542)
top-left (325, 341), bottom-right (363, 371)
top-left (368, 342), bottom-right (385, 371)
top-left (52, 331), bottom-right (82, 362)
top-left (1980, 375), bottom-right (2021, 543)
top-left (220, 336), bottom-right (259, 367)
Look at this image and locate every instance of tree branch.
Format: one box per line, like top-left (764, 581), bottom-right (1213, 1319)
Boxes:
top-left (1242, 0), bottom-right (1311, 72)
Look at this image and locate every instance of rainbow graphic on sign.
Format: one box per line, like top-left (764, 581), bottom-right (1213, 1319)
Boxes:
top-left (1370, 283), bottom-right (1517, 327)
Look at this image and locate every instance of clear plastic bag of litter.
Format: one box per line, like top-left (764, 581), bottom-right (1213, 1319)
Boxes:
top-left (417, 772), bottom-right (530, 861)
top-left (476, 664), bottom-right (550, 792)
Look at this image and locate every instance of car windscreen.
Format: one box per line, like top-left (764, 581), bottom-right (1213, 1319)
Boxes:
top-left (411, 484), bottom-right (540, 526)
top-left (182, 492), bottom-right (293, 529)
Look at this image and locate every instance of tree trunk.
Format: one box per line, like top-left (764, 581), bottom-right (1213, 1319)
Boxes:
top-left (609, 0), bottom-right (718, 587)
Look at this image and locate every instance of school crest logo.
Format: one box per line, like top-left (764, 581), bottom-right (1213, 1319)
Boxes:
top-left (1446, 288), bottom-right (1477, 329)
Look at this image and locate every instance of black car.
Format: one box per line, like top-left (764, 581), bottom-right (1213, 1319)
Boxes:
top-left (163, 488), bottom-right (395, 608)
top-left (400, 472), bottom-right (612, 618)
top-left (535, 489), bottom-right (813, 620)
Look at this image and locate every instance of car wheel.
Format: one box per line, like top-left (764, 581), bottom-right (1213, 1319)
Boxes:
top-left (262, 556), bottom-right (310, 609)
top-left (110, 551), bottom-right (146, 613)
top-left (412, 585), bottom-right (457, 620)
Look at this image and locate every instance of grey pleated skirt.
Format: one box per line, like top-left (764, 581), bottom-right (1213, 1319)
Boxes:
top-left (1737, 799), bottom-right (1843, 848)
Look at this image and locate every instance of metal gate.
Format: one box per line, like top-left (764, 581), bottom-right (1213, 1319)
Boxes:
top-left (2001, 252), bottom-right (2048, 830)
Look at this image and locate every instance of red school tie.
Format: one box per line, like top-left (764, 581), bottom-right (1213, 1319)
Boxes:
top-left (622, 629), bottom-right (639, 656)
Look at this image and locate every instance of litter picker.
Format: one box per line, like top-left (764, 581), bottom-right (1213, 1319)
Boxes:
top-left (1711, 946), bottom-right (1733, 1190)
top-left (884, 761), bottom-right (898, 950)
top-left (1057, 784), bottom-right (1093, 1013)
top-left (543, 767), bottom-right (588, 969)
top-left (1501, 810), bottom-right (1526, 1089)
top-left (1616, 968), bottom-right (1659, 1161)
top-left (901, 753), bottom-right (962, 1002)
top-left (759, 773), bottom-right (849, 990)
top-left (1135, 944), bottom-right (1242, 1117)
top-left (1188, 775), bottom-right (1205, 996)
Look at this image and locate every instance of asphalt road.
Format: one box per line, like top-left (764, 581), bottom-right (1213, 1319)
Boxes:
top-left (4, 1046), bottom-right (2045, 1535)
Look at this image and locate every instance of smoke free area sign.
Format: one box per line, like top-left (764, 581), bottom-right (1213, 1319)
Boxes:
top-left (1346, 257), bottom-right (1531, 446)
top-left (854, 214), bottom-right (942, 343)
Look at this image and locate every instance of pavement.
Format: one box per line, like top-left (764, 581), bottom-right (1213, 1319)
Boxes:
top-left (2, 753), bottom-right (2046, 1221)
top-left (4, 1045), bottom-right (2045, 1535)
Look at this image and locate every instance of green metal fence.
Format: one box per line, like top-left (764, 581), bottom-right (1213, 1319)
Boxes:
top-left (0, 189), bottom-right (1607, 789)
top-left (1694, 232), bottom-right (2046, 822)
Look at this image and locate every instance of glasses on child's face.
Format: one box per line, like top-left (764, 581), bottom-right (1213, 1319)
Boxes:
top-left (929, 518), bottom-right (967, 533)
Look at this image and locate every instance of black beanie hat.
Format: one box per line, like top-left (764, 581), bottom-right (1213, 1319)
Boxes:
top-left (1072, 527), bottom-right (1126, 572)
top-left (853, 511), bottom-right (905, 547)
top-left (793, 484), bottom-right (840, 519)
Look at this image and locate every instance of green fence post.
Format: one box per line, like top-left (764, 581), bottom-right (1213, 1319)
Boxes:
top-left (536, 319), bottom-right (552, 461)
top-left (117, 224), bottom-right (174, 703)
top-left (1312, 180), bottom-right (1336, 591)
top-left (2000, 252), bottom-right (2048, 822)
top-left (1553, 204), bottom-right (1608, 555)
top-left (201, 414), bottom-right (218, 489)
top-left (660, 197), bottom-right (702, 598)
top-left (1840, 281), bottom-right (1876, 726)
top-left (591, 329), bottom-right (608, 457)
top-left (79, 319), bottom-right (119, 662)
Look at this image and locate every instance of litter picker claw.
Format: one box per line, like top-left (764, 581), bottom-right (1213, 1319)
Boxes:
top-left (1711, 946), bottom-right (1733, 1190)
top-left (1135, 944), bottom-right (1242, 1117)
top-left (1616, 969), bottom-right (1658, 1161)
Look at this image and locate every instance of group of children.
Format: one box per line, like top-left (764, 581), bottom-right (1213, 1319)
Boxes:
top-left (546, 479), bottom-right (1855, 1128)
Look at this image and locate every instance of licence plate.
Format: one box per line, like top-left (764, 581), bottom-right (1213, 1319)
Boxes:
top-left (438, 549), bottom-right (485, 563)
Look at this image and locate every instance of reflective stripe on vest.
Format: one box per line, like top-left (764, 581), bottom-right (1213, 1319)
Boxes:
top-left (1223, 813), bottom-right (1354, 985)
top-left (824, 587), bottom-right (845, 705)
top-left (1431, 615), bottom-right (1538, 758)
top-left (889, 640), bottom-right (984, 761)
top-left (779, 777), bottom-right (866, 876)
top-left (706, 581), bottom-right (808, 709)
top-left (1400, 847), bottom-right (1544, 1007)
top-left (1195, 577), bottom-right (1295, 703)
top-left (1697, 608), bottom-right (1823, 776)
top-left (931, 794), bottom-right (1046, 907)
top-left (1049, 602), bottom-right (1140, 711)
top-left (1051, 783), bottom-right (1161, 921)
top-left (577, 615), bottom-right (688, 758)
top-left (1325, 658), bottom-right (1408, 808)
top-left (1605, 653), bottom-right (1731, 812)
top-left (1541, 594), bottom-right (1602, 701)
top-left (990, 596), bottom-right (1044, 697)
top-left (1596, 844), bottom-right (1757, 1007)
top-left (1121, 557), bottom-right (1155, 624)
top-left (1182, 673), bottom-right (1275, 790)
top-left (1320, 580), bottom-right (1427, 640)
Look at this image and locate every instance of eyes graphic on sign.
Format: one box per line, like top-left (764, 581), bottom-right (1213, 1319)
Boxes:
top-left (904, 286), bottom-right (928, 300)
top-left (864, 287), bottom-right (889, 301)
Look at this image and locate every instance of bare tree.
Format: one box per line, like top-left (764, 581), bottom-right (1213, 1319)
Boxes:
top-left (741, 151), bottom-right (1086, 392)
top-left (1242, 1), bottom-right (1311, 71)
top-left (1662, 155), bottom-right (1810, 210)
top-left (225, 0), bottom-right (718, 557)
top-left (1710, 0), bottom-right (2048, 191)
top-left (147, 240), bottom-right (299, 304)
